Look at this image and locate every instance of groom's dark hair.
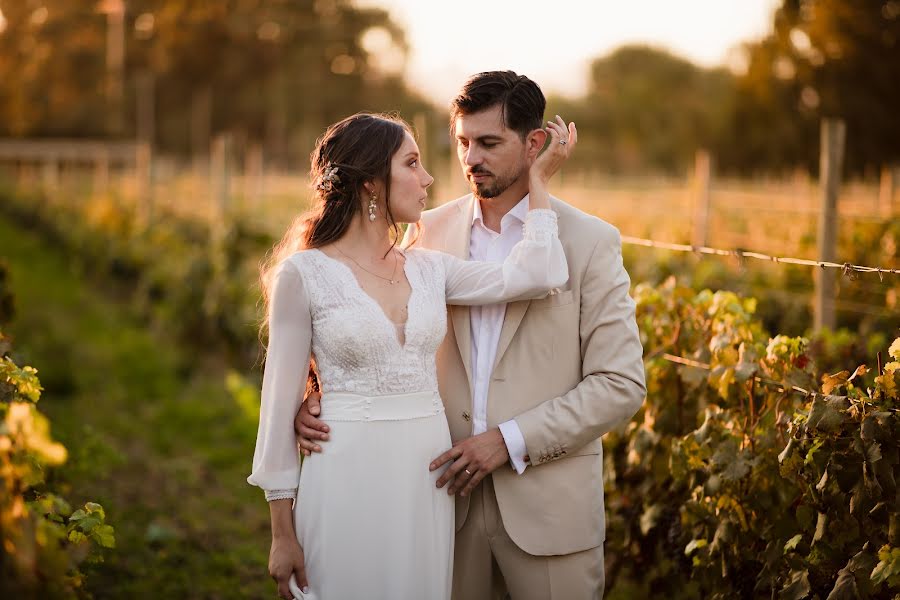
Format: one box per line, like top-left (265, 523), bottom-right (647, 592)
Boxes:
top-left (450, 71), bottom-right (546, 140)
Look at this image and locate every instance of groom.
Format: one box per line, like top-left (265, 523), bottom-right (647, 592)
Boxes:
top-left (295, 71), bottom-right (645, 599)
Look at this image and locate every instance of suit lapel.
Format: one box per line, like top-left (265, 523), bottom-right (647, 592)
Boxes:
top-left (492, 199), bottom-right (563, 370)
top-left (492, 299), bottom-right (531, 371)
top-left (448, 197), bottom-right (475, 389)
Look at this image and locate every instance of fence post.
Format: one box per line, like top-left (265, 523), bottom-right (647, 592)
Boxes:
top-left (210, 133), bottom-right (232, 226)
top-left (692, 149), bottom-right (712, 248)
top-left (244, 142), bottom-right (264, 212)
top-left (93, 147), bottom-right (110, 196)
top-left (814, 119), bottom-right (845, 333)
top-left (135, 142), bottom-right (153, 228)
top-left (879, 165), bottom-right (896, 218)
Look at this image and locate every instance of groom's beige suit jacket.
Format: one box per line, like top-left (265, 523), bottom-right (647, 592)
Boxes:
top-left (411, 194), bottom-right (646, 557)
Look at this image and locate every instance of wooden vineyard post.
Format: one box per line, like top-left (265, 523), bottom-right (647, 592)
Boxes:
top-left (814, 119), bottom-right (845, 333)
top-left (210, 133), bottom-right (232, 228)
top-left (692, 149), bottom-right (712, 248)
top-left (135, 142), bottom-right (153, 228)
top-left (879, 165), bottom-right (896, 218)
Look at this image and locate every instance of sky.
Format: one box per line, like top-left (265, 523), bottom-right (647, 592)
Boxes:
top-left (357, 0), bottom-right (782, 104)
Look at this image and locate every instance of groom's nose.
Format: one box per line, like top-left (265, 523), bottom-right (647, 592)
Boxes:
top-left (463, 146), bottom-right (482, 167)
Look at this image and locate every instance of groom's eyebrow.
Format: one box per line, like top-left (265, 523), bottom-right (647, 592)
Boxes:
top-left (457, 134), bottom-right (503, 143)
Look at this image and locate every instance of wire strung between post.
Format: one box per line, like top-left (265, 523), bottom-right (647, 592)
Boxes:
top-left (621, 236), bottom-right (900, 280)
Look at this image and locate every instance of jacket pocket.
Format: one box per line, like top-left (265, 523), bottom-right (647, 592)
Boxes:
top-left (530, 289), bottom-right (574, 309)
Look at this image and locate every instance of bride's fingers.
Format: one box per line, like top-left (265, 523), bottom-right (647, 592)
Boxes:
top-left (569, 122), bottom-right (578, 147)
top-left (544, 120), bottom-right (562, 146)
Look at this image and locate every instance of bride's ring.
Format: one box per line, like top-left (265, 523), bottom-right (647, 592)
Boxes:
top-left (464, 468), bottom-right (472, 476)
top-left (559, 139), bottom-right (568, 145)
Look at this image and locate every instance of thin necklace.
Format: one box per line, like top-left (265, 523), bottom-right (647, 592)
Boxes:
top-left (335, 244), bottom-right (400, 285)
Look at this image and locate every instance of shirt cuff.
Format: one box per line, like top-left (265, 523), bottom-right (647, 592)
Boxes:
top-left (498, 420), bottom-right (529, 474)
top-left (522, 209), bottom-right (558, 242)
top-left (265, 489), bottom-right (297, 503)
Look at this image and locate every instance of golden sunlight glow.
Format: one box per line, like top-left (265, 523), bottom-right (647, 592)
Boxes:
top-left (357, 0), bottom-right (781, 103)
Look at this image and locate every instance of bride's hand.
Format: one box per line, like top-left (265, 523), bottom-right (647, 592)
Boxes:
top-left (529, 115), bottom-right (577, 186)
top-left (270, 536), bottom-right (308, 599)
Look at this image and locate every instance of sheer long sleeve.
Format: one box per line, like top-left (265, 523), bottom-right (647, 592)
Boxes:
top-left (247, 257), bottom-right (312, 500)
top-left (441, 209), bottom-right (568, 305)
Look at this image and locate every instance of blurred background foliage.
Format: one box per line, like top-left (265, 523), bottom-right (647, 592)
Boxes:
top-left (0, 0), bottom-right (897, 174)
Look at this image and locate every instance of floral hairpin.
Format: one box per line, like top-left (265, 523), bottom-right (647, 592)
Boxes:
top-left (315, 162), bottom-right (341, 193)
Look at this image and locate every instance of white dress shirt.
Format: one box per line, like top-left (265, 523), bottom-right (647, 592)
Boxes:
top-left (470, 195), bottom-right (530, 474)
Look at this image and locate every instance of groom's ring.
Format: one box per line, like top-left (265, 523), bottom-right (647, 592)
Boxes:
top-left (464, 468), bottom-right (473, 476)
top-left (559, 139), bottom-right (568, 145)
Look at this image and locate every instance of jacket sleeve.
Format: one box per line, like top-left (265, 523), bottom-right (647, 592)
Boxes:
top-left (514, 226), bottom-right (646, 464)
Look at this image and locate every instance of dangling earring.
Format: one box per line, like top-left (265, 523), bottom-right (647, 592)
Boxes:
top-left (368, 190), bottom-right (378, 222)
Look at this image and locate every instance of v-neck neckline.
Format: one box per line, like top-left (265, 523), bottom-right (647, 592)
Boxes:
top-left (311, 248), bottom-right (414, 349)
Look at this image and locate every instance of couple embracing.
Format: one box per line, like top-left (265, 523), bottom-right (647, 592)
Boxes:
top-left (247, 71), bottom-right (646, 600)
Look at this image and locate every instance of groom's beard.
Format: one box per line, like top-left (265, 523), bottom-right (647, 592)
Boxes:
top-left (468, 164), bottom-right (524, 200)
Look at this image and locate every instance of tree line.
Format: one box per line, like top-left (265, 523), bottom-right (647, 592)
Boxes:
top-left (0, 0), bottom-right (897, 175)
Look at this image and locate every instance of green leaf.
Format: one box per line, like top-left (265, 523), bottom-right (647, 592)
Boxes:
top-left (68, 530), bottom-right (87, 544)
top-left (806, 395), bottom-right (848, 433)
top-left (796, 505), bottom-right (815, 531)
top-left (784, 534), bottom-right (803, 553)
top-left (640, 504), bottom-right (664, 535)
top-left (778, 438), bottom-right (796, 464)
top-left (68, 508), bottom-right (88, 522)
top-left (685, 539), bottom-right (708, 556)
top-left (91, 524), bottom-right (115, 549)
top-left (779, 569), bottom-right (811, 600)
top-left (813, 512), bottom-right (828, 544)
top-left (826, 567), bottom-right (858, 600)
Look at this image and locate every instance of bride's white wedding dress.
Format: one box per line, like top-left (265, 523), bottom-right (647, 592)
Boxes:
top-left (248, 209), bottom-right (567, 599)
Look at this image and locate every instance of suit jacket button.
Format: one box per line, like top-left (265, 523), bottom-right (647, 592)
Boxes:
top-left (462, 411), bottom-right (471, 422)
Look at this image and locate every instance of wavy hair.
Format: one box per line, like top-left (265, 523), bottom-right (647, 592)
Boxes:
top-left (258, 113), bottom-right (413, 344)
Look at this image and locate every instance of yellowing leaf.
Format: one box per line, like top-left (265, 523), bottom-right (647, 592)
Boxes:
top-left (822, 370), bottom-right (849, 395)
top-left (889, 338), bottom-right (900, 361)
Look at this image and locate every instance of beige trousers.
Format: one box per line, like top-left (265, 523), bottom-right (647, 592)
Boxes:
top-left (452, 476), bottom-right (605, 600)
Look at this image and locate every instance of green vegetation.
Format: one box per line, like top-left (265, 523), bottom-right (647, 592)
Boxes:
top-left (0, 218), bottom-right (272, 598)
top-left (605, 278), bottom-right (899, 599)
top-left (1, 260), bottom-right (114, 598)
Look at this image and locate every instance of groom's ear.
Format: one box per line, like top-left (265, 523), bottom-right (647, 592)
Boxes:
top-left (525, 127), bottom-right (548, 160)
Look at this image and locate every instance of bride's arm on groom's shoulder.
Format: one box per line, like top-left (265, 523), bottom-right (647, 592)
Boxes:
top-left (514, 222), bottom-right (647, 465)
top-left (526, 115), bottom-right (577, 212)
top-left (436, 117), bottom-right (576, 306)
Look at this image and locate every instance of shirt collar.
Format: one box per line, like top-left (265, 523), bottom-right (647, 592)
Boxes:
top-left (472, 194), bottom-right (530, 229)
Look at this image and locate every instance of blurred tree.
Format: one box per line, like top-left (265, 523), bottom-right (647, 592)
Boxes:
top-left (548, 45), bottom-right (734, 175)
top-left (0, 0), bottom-right (435, 164)
top-left (720, 0), bottom-right (900, 174)
top-left (0, 2), bottom-right (107, 137)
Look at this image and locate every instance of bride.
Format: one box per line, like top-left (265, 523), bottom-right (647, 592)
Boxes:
top-left (248, 111), bottom-right (576, 599)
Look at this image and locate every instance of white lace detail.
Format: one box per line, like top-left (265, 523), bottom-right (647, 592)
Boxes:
top-left (265, 488), bottom-right (297, 502)
top-left (250, 208), bottom-right (565, 500)
top-left (289, 248), bottom-right (447, 396)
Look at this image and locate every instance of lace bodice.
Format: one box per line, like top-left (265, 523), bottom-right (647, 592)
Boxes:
top-left (247, 209), bottom-right (566, 494)
top-left (297, 247), bottom-right (448, 395)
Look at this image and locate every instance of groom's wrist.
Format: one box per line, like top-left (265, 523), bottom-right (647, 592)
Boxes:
top-left (498, 420), bottom-right (529, 474)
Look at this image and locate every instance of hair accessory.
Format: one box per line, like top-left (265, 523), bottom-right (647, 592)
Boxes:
top-left (368, 190), bottom-right (378, 222)
top-left (315, 162), bottom-right (341, 193)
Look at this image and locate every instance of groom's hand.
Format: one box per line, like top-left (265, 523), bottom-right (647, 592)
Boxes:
top-left (294, 391), bottom-right (329, 456)
top-left (430, 429), bottom-right (510, 497)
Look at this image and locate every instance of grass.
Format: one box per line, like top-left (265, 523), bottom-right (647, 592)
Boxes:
top-left (0, 217), bottom-right (274, 599)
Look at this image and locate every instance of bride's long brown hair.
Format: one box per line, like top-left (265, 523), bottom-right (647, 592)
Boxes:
top-left (258, 113), bottom-right (413, 344)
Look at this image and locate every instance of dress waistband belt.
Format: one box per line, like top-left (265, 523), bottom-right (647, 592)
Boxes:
top-left (318, 390), bottom-right (444, 422)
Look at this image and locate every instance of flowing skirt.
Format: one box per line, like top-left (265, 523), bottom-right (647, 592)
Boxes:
top-left (289, 390), bottom-right (454, 600)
